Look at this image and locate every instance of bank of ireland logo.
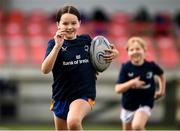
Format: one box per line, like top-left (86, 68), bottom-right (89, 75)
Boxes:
top-left (76, 55), bottom-right (81, 59)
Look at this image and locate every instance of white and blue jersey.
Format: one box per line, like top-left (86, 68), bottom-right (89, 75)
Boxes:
top-left (45, 34), bottom-right (96, 102)
top-left (117, 60), bottom-right (164, 111)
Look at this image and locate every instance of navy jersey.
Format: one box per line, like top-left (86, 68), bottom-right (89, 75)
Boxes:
top-left (44, 34), bottom-right (96, 101)
top-left (117, 60), bottom-right (164, 110)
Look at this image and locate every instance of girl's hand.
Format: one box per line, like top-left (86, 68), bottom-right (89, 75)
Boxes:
top-left (103, 44), bottom-right (119, 63)
top-left (131, 76), bottom-right (145, 89)
top-left (95, 71), bottom-right (99, 80)
top-left (54, 28), bottom-right (67, 49)
top-left (154, 90), bottom-right (165, 100)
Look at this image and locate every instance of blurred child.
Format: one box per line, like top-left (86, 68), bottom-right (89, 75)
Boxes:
top-left (115, 36), bottom-right (166, 130)
top-left (41, 5), bottom-right (118, 130)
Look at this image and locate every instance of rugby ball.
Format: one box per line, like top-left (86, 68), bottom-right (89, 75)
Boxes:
top-left (90, 35), bottom-right (111, 72)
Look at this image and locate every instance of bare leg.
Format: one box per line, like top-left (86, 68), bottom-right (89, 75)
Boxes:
top-left (132, 111), bottom-right (149, 130)
top-left (122, 122), bottom-right (132, 131)
top-left (53, 113), bottom-right (68, 131)
top-left (67, 99), bottom-right (91, 130)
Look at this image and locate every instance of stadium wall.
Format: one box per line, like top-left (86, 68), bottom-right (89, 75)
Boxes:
top-left (3, 0), bottom-right (180, 14)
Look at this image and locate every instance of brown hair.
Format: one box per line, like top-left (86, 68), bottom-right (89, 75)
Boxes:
top-left (126, 36), bottom-right (146, 51)
top-left (56, 5), bottom-right (81, 23)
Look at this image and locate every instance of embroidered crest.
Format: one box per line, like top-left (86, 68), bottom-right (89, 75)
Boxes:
top-left (76, 55), bottom-right (81, 59)
top-left (84, 45), bottom-right (89, 52)
top-left (146, 72), bottom-right (153, 79)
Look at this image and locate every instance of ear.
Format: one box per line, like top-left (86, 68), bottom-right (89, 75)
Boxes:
top-left (144, 47), bottom-right (147, 57)
top-left (144, 47), bottom-right (147, 53)
top-left (77, 20), bottom-right (81, 28)
top-left (56, 22), bottom-right (59, 29)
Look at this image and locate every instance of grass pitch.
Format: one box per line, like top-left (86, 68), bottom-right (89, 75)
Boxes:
top-left (0, 123), bottom-right (178, 130)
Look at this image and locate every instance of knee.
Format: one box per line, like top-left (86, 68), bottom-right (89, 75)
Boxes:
top-left (132, 123), bottom-right (144, 130)
top-left (67, 117), bottom-right (81, 130)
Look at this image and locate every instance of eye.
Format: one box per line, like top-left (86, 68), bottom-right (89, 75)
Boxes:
top-left (129, 48), bottom-right (134, 52)
top-left (62, 22), bottom-right (68, 26)
top-left (72, 22), bottom-right (77, 25)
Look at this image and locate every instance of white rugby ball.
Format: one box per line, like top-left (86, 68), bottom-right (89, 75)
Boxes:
top-left (90, 35), bottom-right (111, 72)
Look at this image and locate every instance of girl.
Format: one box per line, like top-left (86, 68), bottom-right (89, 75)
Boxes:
top-left (115, 36), bottom-right (166, 130)
top-left (41, 5), bottom-right (118, 130)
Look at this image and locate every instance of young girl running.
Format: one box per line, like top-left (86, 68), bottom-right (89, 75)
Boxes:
top-left (41, 5), bottom-right (118, 130)
top-left (115, 36), bottom-right (166, 130)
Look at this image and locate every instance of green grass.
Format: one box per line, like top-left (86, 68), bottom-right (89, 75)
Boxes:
top-left (84, 123), bottom-right (178, 130)
top-left (0, 124), bottom-right (53, 130)
top-left (0, 123), bottom-right (178, 130)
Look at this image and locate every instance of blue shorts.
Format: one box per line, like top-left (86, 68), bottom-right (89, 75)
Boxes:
top-left (50, 97), bottom-right (95, 120)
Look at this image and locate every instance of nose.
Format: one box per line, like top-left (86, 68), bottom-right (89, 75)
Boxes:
top-left (132, 50), bottom-right (137, 54)
top-left (67, 24), bottom-right (73, 29)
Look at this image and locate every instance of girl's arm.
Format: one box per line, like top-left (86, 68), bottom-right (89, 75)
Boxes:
top-left (41, 29), bottom-right (66, 74)
top-left (41, 45), bottom-right (61, 74)
top-left (154, 74), bottom-right (166, 100)
top-left (115, 77), bottom-right (145, 93)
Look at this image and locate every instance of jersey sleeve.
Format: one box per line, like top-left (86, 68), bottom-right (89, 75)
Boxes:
top-left (85, 34), bottom-right (92, 42)
top-left (44, 39), bottom-right (55, 59)
top-left (78, 34), bottom-right (92, 46)
top-left (152, 62), bottom-right (164, 75)
top-left (116, 63), bottom-right (127, 84)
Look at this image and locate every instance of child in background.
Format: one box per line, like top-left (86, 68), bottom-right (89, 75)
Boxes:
top-left (41, 5), bottom-right (119, 130)
top-left (115, 36), bottom-right (166, 131)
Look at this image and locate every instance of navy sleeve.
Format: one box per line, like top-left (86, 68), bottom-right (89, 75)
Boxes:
top-left (81, 34), bottom-right (92, 45)
top-left (86, 34), bottom-right (92, 43)
top-left (44, 39), bottom-right (55, 59)
top-left (117, 63), bottom-right (127, 84)
top-left (152, 62), bottom-right (164, 75)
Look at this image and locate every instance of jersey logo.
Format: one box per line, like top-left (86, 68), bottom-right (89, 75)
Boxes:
top-left (61, 46), bottom-right (67, 51)
top-left (76, 55), bottom-right (81, 59)
top-left (128, 72), bottom-right (134, 77)
top-left (146, 72), bottom-right (153, 79)
top-left (84, 45), bottom-right (89, 52)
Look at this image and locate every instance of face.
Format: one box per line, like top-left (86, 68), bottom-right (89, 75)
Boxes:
top-left (127, 42), bottom-right (146, 65)
top-left (57, 13), bottom-right (80, 40)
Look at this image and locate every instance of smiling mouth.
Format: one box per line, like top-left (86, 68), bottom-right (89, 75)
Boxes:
top-left (132, 54), bottom-right (139, 57)
top-left (66, 29), bottom-right (74, 32)
top-left (66, 31), bottom-right (74, 35)
top-left (132, 54), bottom-right (142, 60)
top-left (134, 56), bottom-right (141, 59)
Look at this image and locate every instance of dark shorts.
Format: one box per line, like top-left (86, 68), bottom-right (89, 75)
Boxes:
top-left (50, 97), bottom-right (95, 120)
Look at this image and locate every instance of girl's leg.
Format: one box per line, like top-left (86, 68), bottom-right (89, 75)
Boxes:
top-left (67, 99), bottom-right (91, 130)
top-left (132, 110), bottom-right (149, 130)
top-left (120, 108), bottom-right (134, 131)
top-left (53, 113), bottom-right (68, 131)
top-left (122, 122), bottom-right (132, 131)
